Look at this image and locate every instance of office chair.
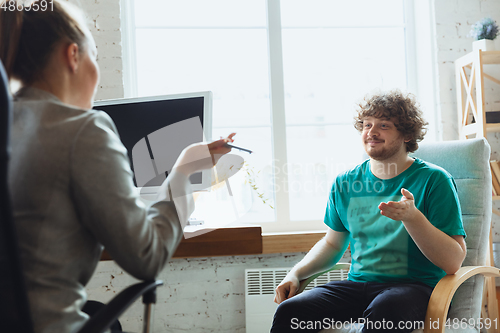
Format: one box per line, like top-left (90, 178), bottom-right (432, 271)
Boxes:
top-left (0, 60), bottom-right (163, 333)
top-left (0, 51), bottom-right (35, 333)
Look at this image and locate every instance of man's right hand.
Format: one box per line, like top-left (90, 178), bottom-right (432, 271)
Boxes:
top-left (274, 274), bottom-right (300, 304)
top-left (273, 230), bottom-right (349, 305)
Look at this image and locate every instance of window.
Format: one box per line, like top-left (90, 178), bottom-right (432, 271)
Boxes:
top-left (121, 0), bottom-right (435, 233)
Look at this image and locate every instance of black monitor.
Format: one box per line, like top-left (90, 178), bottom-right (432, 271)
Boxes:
top-left (93, 91), bottom-right (213, 194)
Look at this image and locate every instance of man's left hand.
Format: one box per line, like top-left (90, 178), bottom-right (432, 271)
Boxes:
top-left (378, 188), bottom-right (417, 222)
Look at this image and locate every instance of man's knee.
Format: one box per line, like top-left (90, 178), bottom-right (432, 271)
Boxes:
top-left (273, 297), bottom-right (302, 323)
top-left (272, 294), bottom-right (326, 333)
top-left (271, 299), bottom-right (298, 332)
top-left (362, 285), bottom-right (431, 332)
top-left (364, 302), bottom-right (426, 327)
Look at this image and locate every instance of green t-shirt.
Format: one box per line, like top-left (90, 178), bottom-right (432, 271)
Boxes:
top-left (324, 158), bottom-right (465, 288)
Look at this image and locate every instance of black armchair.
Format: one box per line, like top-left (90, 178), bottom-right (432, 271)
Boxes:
top-left (0, 60), bottom-right (163, 333)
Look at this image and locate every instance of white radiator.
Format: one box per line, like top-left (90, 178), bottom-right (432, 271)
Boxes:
top-left (245, 268), bottom-right (349, 333)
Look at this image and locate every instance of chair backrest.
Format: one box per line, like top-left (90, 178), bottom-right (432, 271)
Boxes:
top-left (0, 60), bottom-right (35, 332)
top-left (411, 138), bottom-right (492, 322)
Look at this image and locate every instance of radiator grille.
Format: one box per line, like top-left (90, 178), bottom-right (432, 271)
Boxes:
top-left (304, 269), bottom-right (348, 290)
top-left (246, 268), bottom-right (290, 295)
top-left (245, 267), bottom-right (348, 296)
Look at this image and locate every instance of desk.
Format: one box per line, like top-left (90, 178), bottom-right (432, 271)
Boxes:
top-left (100, 225), bottom-right (263, 260)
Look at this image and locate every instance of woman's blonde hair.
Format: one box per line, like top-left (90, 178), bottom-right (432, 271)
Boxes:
top-left (0, 0), bottom-right (88, 85)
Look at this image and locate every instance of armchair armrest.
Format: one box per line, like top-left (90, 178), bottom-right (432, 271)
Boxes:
top-left (424, 266), bottom-right (500, 333)
top-left (78, 280), bottom-right (163, 333)
top-left (297, 263), bottom-right (351, 295)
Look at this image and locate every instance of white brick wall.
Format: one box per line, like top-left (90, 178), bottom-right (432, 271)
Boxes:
top-left (434, 0), bottom-right (500, 140)
top-left (86, 253), bottom-right (313, 332)
top-left (81, 0), bottom-right (500, 331)
top-left (74, 0), bottom-right (124, 100)
top-left (433, 0), bottom-right (500, 241)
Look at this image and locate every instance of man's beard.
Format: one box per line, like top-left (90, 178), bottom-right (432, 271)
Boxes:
top-left (365, 139), bottom-right (404, 161)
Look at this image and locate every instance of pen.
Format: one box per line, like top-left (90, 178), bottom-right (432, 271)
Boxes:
top-left (225, 143), bottom-right (253, 154)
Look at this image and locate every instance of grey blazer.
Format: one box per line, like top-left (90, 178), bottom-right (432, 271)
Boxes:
top-left (8, 87), bottom-right (190, 333)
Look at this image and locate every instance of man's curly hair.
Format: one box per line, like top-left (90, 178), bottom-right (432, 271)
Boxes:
top-left (353, 90), bottom-right (428, 153)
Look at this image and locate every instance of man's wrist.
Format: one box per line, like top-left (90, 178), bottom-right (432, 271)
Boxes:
top-left (402, 208), bottom-right (425, 226)
top-left (286, 268), bottom-right (302, 281)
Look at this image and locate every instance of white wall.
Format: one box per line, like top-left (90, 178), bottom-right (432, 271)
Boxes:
top-left (433, 0), bottom-right (500, 140)
top-left (87, 253), bottom-right (312, 332)
top-left (74, 0), bottom-right (124, 100)
top-left (431, 0), bottom-right (500, 241)
top-left (79, 0), bottom-right (500, 331)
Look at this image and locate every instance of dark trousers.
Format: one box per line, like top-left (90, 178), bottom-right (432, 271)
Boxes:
top-left (271, 280), bottom-right (433, 333)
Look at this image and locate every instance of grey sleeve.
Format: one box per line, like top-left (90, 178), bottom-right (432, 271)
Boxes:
top-left (70, 111), bottom-right (191, 280)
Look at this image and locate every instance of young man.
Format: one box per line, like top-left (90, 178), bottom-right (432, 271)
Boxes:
top-left (271, 91), bottom-right (466, 333)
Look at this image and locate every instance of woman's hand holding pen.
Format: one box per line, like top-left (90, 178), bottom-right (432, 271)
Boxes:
top-left (172, 133), bottom-right (236, 176)
top-left (208, 132), bottom-right (236, 166)
top-left (208, 132), bottom-right (236, 157)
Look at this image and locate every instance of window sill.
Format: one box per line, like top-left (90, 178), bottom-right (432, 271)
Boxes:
top-left (261, 230), bottom-right (326, 254)
top-left (100, 226), bottom-right (326, 260)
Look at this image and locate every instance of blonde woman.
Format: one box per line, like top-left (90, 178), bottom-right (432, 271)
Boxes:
top-left (0, 1), bottom-right (234, 332)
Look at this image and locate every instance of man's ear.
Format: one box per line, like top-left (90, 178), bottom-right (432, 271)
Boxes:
top-left (65, 43), bottom-right (80, 73)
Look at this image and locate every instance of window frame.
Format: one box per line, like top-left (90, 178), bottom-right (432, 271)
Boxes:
top-left (120, 0), bottom-right (436, 235)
